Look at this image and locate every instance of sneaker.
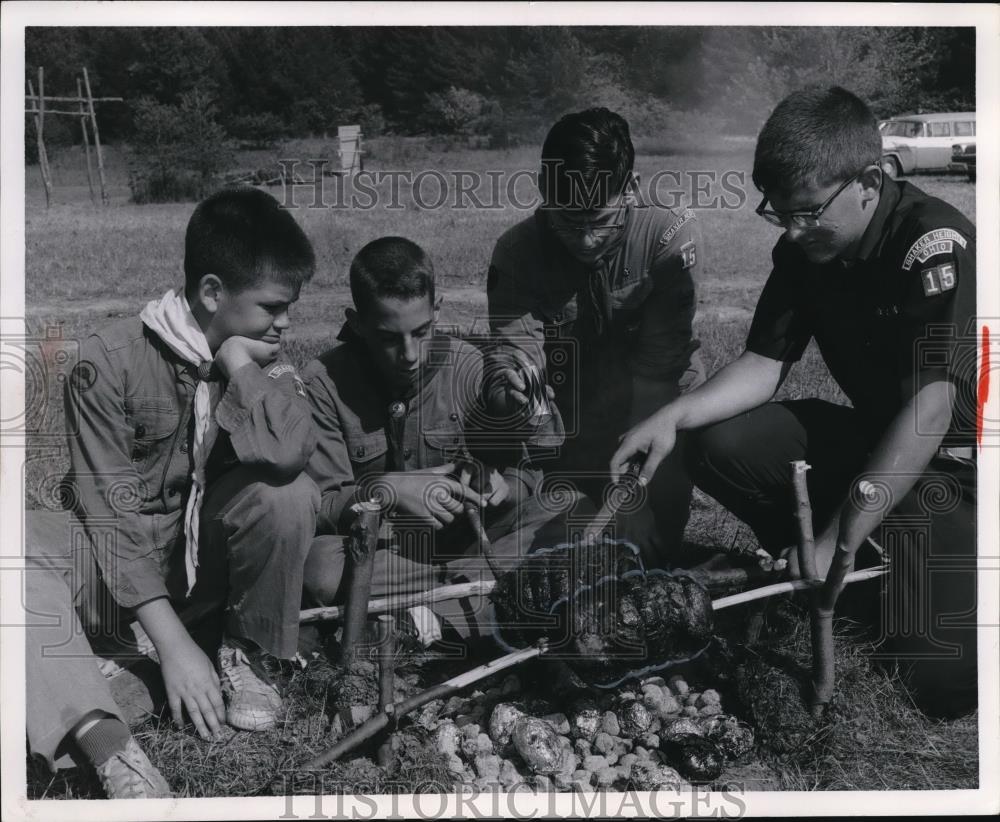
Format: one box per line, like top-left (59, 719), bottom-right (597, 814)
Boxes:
top-left (94, 737), bottom-right (172, 799)
top-left (217, 636), bottom-right (284, 731)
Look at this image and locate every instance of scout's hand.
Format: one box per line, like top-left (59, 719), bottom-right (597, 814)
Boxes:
top-left (492, 350), bottom-right (555, 416)
top-left (159, 636), bottom-right (226, 741)
top-left (214, 336), bottom-right (282, 378)
top-left (457, 462), bottom-right (510, 509)
top-left (383, 465), bottom-right (485, 530)
top-left (779, 528), bottom-right (842, 581)
top-left (611, 407), bottom-right (679, 485)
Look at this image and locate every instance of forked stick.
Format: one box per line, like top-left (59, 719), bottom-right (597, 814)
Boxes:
top-left (339, 501), bottom-right (381, 663)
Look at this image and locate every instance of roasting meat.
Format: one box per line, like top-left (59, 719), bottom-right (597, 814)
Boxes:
top-left (491, 540), bottom-right (714, 687)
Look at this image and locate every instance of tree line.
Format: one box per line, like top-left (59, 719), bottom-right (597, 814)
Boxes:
top-left (26, 26), bottom-right (975, 144)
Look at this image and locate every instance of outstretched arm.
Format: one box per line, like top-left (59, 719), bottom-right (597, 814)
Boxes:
top-left (611, 351), bottom-right (791, 483)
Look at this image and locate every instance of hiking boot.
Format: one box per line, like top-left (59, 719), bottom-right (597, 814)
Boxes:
top-left (94, 737), bottom-right (172, 799)
top-left (217, 636), bottom-right (284, 731)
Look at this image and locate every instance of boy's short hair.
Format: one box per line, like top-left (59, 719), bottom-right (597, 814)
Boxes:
top-left (184, 186), bottom-right (315, 295)
top-left (350, 237), bottom-right (435, 317)
top-left (540, 107), bottom-right (635, 210)
top-left (752, 86), bottom-right (882, 197)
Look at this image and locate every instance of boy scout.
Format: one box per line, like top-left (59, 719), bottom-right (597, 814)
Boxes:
top-left (486, 107), bottom-right (706, 569)
top-left (613, 87), bottom-right (977, 718)
top-left (302, 236), bottom-right (580, 645)
top-left (26, 187), bottom-right (319, 797)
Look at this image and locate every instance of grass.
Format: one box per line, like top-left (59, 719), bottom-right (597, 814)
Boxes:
top-left (21, 138), bottom-right (979, 797)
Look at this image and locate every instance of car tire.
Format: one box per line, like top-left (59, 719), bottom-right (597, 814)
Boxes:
top-left (880, 156), bottom-right (901, 179)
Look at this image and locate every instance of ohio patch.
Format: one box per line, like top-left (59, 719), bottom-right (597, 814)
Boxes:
top-left (920, 262), bottom-right (957, 297)
top-left (266, 362), bottom-right (297, 380)
top-left (659, 209), bottom-right (694, 247)
top-left (902, 229), bottom-right (968, 271)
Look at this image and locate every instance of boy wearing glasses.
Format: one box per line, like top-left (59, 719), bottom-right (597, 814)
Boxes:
top-left (613, 86), bottom-right (977, 718)
top-left (486, 108), bottom-right (706, 569)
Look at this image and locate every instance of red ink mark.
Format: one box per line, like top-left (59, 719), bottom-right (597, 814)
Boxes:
top-left (978, 325), bottom-right (990, 449)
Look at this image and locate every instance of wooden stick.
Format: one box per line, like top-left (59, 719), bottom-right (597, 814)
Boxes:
top-left (464, 502), bottom-right (503, 578)
top-left (376, 615), bottom-right (395, 767)
top-left (339, 501), bottom-right (381, 663)
top-left (300, 579), bottom-right (495, 625)
top-left (301, 642), bottom-right (547, 770)
top-left (29, 73), bottom-right (53, 208)
top-left (790, 461), bottom-right (819, 581)
top-left (24, 94), bottom-right (123, 103)
top-left (582, 460), bottom-right (642, 542)
top-left (82, 67), bottom-right (108, 205)
top-left (77, 78), bottom-right (96, 205)
top-left (711, 566), bottom-right (888, 611)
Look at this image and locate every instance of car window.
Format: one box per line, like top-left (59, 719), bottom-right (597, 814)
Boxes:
top-left (954, 121), bottom-right (974, 137)
top-left (883, 120), bottom-right (924, 137)
top-left (928, 122), bottom-right (951, 137)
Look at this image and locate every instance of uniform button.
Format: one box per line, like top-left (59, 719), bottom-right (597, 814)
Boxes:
top-left (167, 487), bottom-right (179, 497)
top-left (452, 436), bottom-right (460, 445)
top-left (355, 446), bottom-right (366, 458)
top-left (180, 442), bottom-right (189, 454)
top-left (449, 413), bottom-right (459, 421)
top-left (135, 423), bottom-right (146, 437)
top-left (403, 448), bottom-right (412, 460)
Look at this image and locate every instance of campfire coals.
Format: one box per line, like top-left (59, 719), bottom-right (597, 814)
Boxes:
top-left (490, 541), bottom-right (714, 688)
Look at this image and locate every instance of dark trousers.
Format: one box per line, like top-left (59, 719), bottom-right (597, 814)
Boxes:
top-left (685, 399), bottom-right (978, 719)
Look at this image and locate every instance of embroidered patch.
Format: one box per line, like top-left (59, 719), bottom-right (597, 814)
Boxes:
top-left (659, 209), bottom-right (695, 247)
top-left (920, 262), bottom-right (957, 297)
top-left (680, 240), bottom-right (697, 270)
top-left (902, 229), bottom-right (968, 270)
top-left (293, 376), bottom-right (306, 397)
top-left (266, 362), bottom-right (297, 380)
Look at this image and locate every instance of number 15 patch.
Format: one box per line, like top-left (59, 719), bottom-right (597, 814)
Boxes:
top-left (921, 262), bottom-right (956, 296)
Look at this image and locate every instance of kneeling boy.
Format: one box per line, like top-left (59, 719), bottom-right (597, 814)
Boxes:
top-left (26, 187), bottom-right (320, 797)
top-left (302, 237), bottom-right (582, 645)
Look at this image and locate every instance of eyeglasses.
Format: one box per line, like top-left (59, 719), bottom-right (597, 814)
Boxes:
top-left (755, 171), bottom-right (864, 228)
top-left (547, 200), bottom-right (628, 239)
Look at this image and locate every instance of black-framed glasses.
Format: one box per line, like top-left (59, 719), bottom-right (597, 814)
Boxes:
top-left (546, 199), bottom-right (629, 239)
top-left (755, 171), bottom-right (865, 228)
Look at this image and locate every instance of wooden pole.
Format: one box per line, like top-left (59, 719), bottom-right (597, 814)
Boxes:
top-left (82, 67), bottom-right (108, 205)
top-left (790, 461), bottom-right (820, 581)
top-left (77, 78), bottom-right (96, 205)
top-left (376, 615), bottom-right (396, 767)
top-left (339, 501), bottom-right (382, 663)
top-left (28, 74), bottom-right (53, 208)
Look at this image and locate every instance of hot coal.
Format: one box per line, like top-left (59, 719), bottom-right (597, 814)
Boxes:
top-left (659, 734), bottom-right (724, 783)
top-left (491, 540), bottom-right (714, 688)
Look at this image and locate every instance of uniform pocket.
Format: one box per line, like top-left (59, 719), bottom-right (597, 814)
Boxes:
top-left (125, 396), bottom-right (179, 474)
top-left (343, 428), bottom-right (389, 478)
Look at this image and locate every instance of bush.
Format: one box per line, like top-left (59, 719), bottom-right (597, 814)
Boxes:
top-left (227, 111), bottom-right (287, 150)
top-left (127, 89), bottom-right (234, 203)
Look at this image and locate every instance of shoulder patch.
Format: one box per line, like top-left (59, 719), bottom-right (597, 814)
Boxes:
top-left (659, 209), bottom-right (695, 247)
top-left (919, 262), bottom-right (957, 297)
top-left (902, 229), bottom-right (968, 271)
top-left (266, 362), bottom-right (297, 380)
top-left (680, 240), bottom-right (697, 270)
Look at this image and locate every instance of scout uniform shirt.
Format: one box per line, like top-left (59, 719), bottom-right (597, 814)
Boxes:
top-left (301, 328), bottom-right (556, 537)
top-left (487, 203), bottom-right (705, 451)
top-left (746, 176), bottom-right (977, 449)
top-left (64, 318), bottom-right (316, 609)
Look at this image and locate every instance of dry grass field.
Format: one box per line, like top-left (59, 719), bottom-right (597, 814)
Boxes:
top-left (22, 138), bottom-right (979, 798)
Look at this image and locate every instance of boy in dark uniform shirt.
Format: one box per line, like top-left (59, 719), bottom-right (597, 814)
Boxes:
top-left (487, 108), bottom-right (706, 569)
top-left (613, 86), bottom-right (977, 718)
top-left (302, 237), bottom-right (581, 646)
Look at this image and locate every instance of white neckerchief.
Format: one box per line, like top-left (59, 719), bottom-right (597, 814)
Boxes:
top-left (139, 287), bottom-right (221, 597)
